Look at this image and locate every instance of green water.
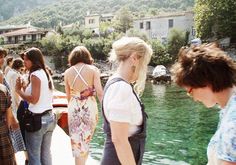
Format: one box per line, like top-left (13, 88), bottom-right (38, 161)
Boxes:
top-left (55, 82), bottom-right (219, 165)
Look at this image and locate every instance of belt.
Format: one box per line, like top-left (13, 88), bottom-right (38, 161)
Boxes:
top-left (33, 109), bottom-right (52, 116)
top-left (41, 109), bottom-right (52, 116)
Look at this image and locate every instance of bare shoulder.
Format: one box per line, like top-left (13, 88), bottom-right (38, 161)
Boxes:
top-left (87, 65), bottom-right (100, 73)
top-left (64, 67), bottom-right (74, 75)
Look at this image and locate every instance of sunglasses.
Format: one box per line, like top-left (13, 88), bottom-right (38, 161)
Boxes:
top-left (187, 87), bottom-right (193, 97)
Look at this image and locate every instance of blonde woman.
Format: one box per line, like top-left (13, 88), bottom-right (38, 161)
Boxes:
top-left (101, 37), bottom-right (153, 165)
top-left (64, 46), bottom-right (103, 165)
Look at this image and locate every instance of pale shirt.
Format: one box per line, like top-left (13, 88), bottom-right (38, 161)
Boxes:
top-left (103, 80), bottom-right (142, 136)
top-left (25, 69), bottom-right (53, 113)
top-left (5, 69), bottom-right (22, 118)
top-left (207, 93), bottom-right (236, 165)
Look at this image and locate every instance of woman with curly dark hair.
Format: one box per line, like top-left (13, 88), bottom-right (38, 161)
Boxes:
top-left (171, 43), bottom-right (236, 165)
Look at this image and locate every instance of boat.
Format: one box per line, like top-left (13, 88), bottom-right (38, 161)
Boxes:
top-left (52, 90), bottom-right (68, 134)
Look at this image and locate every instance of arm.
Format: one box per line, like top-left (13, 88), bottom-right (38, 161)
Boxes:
top-left (6, 106), bottom-right (19, 130)
top-left (15, 75), bottom-right (41, 104)
top-left (110, 121), bottom-right (136, 165)
top-left (0, 72), bottom-right (3, 84)
top-left (64, 71), bottom-right (71, 102)
top-left (11, 75), bottom-right (21, 106)
top-left (220, 161), bottom-right (236, 165)
top-left (93, 68), bottom-right (103, 103)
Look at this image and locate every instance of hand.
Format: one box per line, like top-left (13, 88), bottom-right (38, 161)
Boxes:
top-left (15, 77), bottom-right (22, 92)
top-left (8, 119), bottom-right (19, 130)
top-left (6, 108), bottom-right (19, 130)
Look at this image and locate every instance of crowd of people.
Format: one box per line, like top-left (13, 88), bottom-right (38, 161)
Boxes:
top-left (0, 36), bottom-right (235, 165)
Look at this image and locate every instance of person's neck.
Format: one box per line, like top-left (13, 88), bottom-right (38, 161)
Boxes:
top-left (217, 87), bottom-right (235, 108)
top-left (116, 63), bottom-right (134, 83)
top-left (75, 62), bottom-right (84, 66)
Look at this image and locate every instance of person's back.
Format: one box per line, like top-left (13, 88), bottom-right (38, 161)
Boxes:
top-left (64, 46), bottom-right (103, 165)
top-left (65, 63), bottom-right (97, 95)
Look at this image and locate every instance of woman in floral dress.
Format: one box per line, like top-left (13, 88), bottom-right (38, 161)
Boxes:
top-left (64, 46), bottom-right (103, 165)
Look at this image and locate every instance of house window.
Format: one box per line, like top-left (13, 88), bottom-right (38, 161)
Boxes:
top-left (146, 21), bottom-right (151, 30)
top-left (168, 19), bottom-right (174, 28)
top-left (8, 37), bottom-right (12, 43)
top-left (15, 36), bottom-right (18, 43)
top-left (140, 22), bottom-right (143, 29)
top-left (23, 35), bottom-right (26, 41)
top-left (89, 19), bottom-right (95, 24)
top-left (32, 34), bottom-right (36, 41)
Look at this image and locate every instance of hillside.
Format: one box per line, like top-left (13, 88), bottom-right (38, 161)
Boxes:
top-left (0, 0), bottom-right (194, 28)
top-left (0, 0), bottom-right (58, 21)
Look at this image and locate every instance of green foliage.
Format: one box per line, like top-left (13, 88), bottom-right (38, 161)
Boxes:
top-left (149, 40), bottom-right (172, 66)
top-left (0, 0), bottom-right (57, 21)
top-left (167, 28), bottom-right (187, 60)
top-left (99, 22), bottom-right (114, 38)
top-left (40, 34), bottom-right (61, 56)
top-left (0, 0), bottom-right (194, 28)
top-left (56, 24), bottom-right (64, 35)
top-left (40, 33), bottom-right (82, 70)
top-left (194, 0), bottom-right (236, 40)
top-left (126, 28), bottom-right (148, 41)
top-left (112, 7), bottom-right (133, 33)
top-left (83, 38), bottom-right (110, 60)
top-left (0, 36), bottom-right (4, 45)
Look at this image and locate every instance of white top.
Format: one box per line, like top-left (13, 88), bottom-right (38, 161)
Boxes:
top-left (25, 69), bottom-right (53, 113)
top-left (103, 80), bottom-right (143, 136)
top-left (5, 69), bottom-right (22, 118)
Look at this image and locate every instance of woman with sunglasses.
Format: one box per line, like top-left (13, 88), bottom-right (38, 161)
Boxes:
top-left (171, 43), bottom-right (236, 165)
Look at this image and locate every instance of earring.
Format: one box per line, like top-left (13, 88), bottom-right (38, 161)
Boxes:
top-left (131, 65), bottom-right (136, 73)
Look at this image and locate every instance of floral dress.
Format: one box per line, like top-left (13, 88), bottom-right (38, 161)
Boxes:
top-left (207, 93), bottom-right (236, 164)
top-left (68, 65), bottom-right (98, 157)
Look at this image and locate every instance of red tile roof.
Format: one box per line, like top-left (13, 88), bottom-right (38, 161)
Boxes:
top-left (2, 28), bottom-right (47, 37)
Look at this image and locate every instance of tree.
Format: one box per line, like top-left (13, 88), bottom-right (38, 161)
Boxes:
top-left (167, 28), bottom-right (187, 60)
top-left (112, 7), bottom-right (133, 33)
top-left (56, 23), bottom-right (64, 35)
top-left (194, 0), bottom-right (236, 40)
top-left (150, 39), bottom-right (171, 66)
top-left (126, 28), bottom-right (148, 41)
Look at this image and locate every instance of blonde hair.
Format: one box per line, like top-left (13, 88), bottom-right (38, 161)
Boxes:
top-left (109, 37), bottom-right (153, 95)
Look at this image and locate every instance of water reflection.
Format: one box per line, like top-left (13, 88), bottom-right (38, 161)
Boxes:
top-left (54, 82), bottom-right (219, 165)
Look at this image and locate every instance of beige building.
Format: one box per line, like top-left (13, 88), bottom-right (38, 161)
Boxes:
top-left (0, 24), bottom-right (33, 35)
top-left (84, 13), bottom-right (114, 33)
top-left (133, 11), bottom-right (195, 42)
top-left (1, 27), bottom-right (48, 44)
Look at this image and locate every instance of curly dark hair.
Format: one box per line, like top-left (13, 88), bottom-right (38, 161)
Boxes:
top-left (171, 43), bottom-right (236, 92)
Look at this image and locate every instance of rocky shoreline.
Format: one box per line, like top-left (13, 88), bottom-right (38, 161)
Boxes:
top-left (52, 61), bottom-right (171, 86)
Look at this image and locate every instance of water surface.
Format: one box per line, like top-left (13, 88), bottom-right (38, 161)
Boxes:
top-left (55, 82), bottom-right (219, 165)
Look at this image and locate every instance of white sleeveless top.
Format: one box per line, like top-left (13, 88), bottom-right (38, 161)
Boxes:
top-left (25, 69), bottom-right (53, 113)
